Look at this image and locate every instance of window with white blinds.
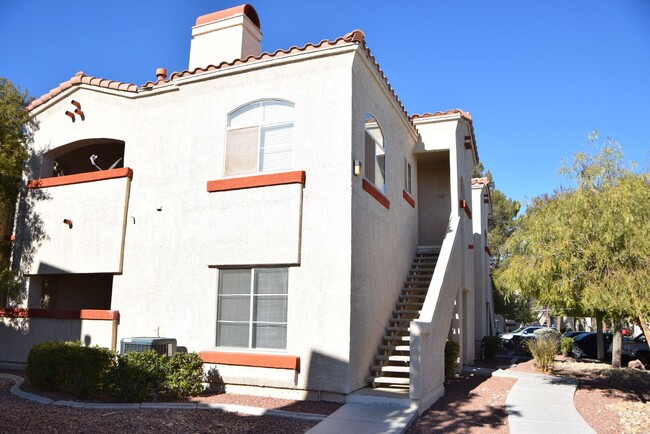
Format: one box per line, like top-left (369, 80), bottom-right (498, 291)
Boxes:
top-left (216, 268), bottom-right (288, 350)
top-left (225, 100), bottom-right (294, 177)
top-left (364, 114), bottom-right (386, 193)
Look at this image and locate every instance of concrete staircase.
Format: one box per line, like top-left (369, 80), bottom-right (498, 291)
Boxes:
top-left (368, 246), bottom-right (440, 388)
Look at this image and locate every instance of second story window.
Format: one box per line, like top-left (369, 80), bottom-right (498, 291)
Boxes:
top-left (225, 100), bottom-right (294, 177)
top-left (364, 113), bottom-right (386, 193)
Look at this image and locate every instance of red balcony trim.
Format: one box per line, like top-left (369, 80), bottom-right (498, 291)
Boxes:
top-left (402, 190), bottom-right (415, 208)
top-left (362, 179), bottom-right (390, 209)
top-left (460, 199), bottom-right (472, 219)
top-left (207, 171), bottom-right (306, 192)
top-left (28, 168), bottom-right (133, 189)
top-left (199, 351), bottom-right (300, 371)
top-left (468, 244), bottom-right (474, 250)
top-left (485, 246), bottom-right (492, 256)
top-left (0, 308), bottom-right (119, 321)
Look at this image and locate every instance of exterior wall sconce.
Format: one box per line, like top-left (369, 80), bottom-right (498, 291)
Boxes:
top-left (354, 160), bottom-right (362, 176)
top-left (63, 219), bottom-right (73, 229)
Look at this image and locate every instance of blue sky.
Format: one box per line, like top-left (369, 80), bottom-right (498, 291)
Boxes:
top-left (1, 0), bottom-right (648, 206)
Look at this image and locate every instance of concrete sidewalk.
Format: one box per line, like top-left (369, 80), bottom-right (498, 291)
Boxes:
top-left (464, 354), bottom-right (596, 434)
top-left (491, 369), bottom-right (595, 433)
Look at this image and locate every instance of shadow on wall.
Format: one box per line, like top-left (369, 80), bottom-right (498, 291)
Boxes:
top-left (304, 350), bottom-right (350, 399)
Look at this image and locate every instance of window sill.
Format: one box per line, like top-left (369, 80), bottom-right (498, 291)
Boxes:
top-left (460, 199), bottom-right (472, 219)
top-left (362, 179), bottom-right (390, 209)
top-left (207, 171), bottom-right (306, 192)
top-left (402, 190), bottom-right (415, 208)
top-left (28, 168), bottom-right (133, 189)
top-left (199, 351), bottom-right (300, 371)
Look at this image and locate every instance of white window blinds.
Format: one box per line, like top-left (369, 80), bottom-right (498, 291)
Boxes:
top-left (226, 100), bottom-right (294, 176)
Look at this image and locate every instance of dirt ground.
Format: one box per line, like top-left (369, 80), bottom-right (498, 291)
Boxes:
top-left (2, 353), bottom-right (649, 433)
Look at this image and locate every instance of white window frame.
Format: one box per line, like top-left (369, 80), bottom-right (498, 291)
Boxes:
top-left (404, 158), bottom-right (412, 195)
top-left (216, 267), bottom-right (289, 350)
top-left (224, 100), bottom-right (294, 177)
top-left (364, 114), bottom-right (386, 193)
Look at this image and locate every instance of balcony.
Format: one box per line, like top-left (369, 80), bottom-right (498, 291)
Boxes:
top-left (20, 168), bottom-right (132, 275)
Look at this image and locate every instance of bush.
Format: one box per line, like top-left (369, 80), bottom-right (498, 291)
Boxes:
top-left (27, 341), bottom-right (116, 397)
top-left (107, 350), bottom-right (205, 402)
top-left (164, 352), bottom-right (205, 399)
top-left (27, 342), bottom-right (205, 402)
top-left (482, 336), bottom-right (502, 359)
top-left (107, 350), bottom-right (167, 402)
top-left (526, 332), bottom-right (559, 373)
top-left (560, 337), bottom-right (574, 356)
top-left (444, 340), bottom-right (461, 379)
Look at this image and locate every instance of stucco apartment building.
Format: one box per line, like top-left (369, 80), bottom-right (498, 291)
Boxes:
top-left (0, 4), bottom-right (495, 411)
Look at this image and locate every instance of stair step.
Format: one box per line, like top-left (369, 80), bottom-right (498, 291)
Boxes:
top-left (375, 354), bottom-right (410, 362)
top-left (393, 309), bottom-right (420, 315)
top-left (369, 376), bottom-right (411, 385)
top-left (401, 287), bottom-right (428, 292)
top-left (386, 326), bottom-right (409, 332)
top-left (399, 294), bottom-right (426, 300)
top-left (371, 365), bottom-right (410, 373)
top-left (383, 335), bottom-right (410, 342)
top-left (378, 345), bottom-right (410, 352)
top-left (396, 302), bottom-right (423, 308)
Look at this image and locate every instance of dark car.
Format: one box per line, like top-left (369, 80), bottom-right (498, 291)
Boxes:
top-left (572, 332), bottom-right (613, 359)
top-left (562, 331), bottom-right (587, 339)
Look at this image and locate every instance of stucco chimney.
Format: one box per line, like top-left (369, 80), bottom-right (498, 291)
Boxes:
top-left (189, 4), bottom-right (262, 70)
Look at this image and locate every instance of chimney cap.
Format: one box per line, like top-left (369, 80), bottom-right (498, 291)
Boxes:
top-left (156, 68), bottom-right (168, 80)
top-left (195, 4), bottom-right (260, 29)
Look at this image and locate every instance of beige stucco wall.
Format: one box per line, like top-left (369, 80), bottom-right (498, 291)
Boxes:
top-left (0, 316), bottom-right (115, 366)
top-left (17, 45), bottom-right (359, 395)
top-left (348, 51), bottom-right (420, 393)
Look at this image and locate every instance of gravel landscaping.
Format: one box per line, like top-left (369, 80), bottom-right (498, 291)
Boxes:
top-left (2, 354), bottom-right (649, 433)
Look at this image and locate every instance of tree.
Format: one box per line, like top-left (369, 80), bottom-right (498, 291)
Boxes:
top-left (0, 78), bottom-right (31, 304)
top-left (495, 133), bottom-right (650, 367)
top-left (472, 165), bottom-right (528, 327)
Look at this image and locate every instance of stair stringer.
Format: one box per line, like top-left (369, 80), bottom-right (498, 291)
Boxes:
top-left (409, 216), bottom-right (463, 411)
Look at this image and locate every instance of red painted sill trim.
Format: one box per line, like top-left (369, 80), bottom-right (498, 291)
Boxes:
top-left (362, 179), bottom-right (390, 209)
top-left (402, 190), bottom-right (415, 208)
top-left (199, 351), bottom-right (300, 371)
top-left (460, 199), bottom-right (472, 219)
top-left (0, 308), bottom-right (119, 321)
top-left (207, 171), bottom-right (306, 192)
top-left (28, 168), bottom-right (133, 189)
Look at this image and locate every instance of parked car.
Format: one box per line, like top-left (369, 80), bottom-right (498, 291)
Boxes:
top-left (499, 325), bottom-right (544, 349)
top-left (609, 334), bottom-right (649, 367)
top-left (571, 332), bottom-right (613, 359)
top-left (561, 331), bottom-right (587, 339)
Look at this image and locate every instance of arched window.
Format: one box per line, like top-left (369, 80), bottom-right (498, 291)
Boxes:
top-left (225, 100), bottom-right (294, 177)
top-left (364, 113), bottom-right (386, 193)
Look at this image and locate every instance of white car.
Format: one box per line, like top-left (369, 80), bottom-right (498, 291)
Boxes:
top-left (499, 325), bottom-right (544, 348)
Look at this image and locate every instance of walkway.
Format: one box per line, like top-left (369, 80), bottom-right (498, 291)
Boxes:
top-left (3, 368), bottom-right (596, 433)
top-left (466, 366), bottom-right (595, 434)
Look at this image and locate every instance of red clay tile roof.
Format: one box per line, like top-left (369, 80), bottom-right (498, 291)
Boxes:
top-left (471, 177), bottom-right (490, 186)
top-left (411, 109), bottom-right (472, 121)
top-left (140, 29), bottom-right (414, 130)
top-left (26, 71), bottom-right (138, 111)
top-left (25, 29), bottom-right (414, 134)
top-left (196, 4), bottom-right (260, 29)
top-left (411, 110), bottom-right (479, 162)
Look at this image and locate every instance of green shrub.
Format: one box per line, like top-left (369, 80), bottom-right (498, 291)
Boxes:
top-left (482, 336), bottom-right (502, 359)
top-left (560, 337), bottom-right (574, 356)
top-left (27, 342), bottom-right (205, 402)
top-left (163, 352), bottom-right (205, 399)
top-left (444, 340), bottom-right (461, 379)
top-left (108, 350), bottom-right (205, 402)
top-left (107, 350), bottom-right (167, 402)
top-left (526, 333), bottom-right (559, 373)
top-left (27, 341), bottom-right (116, 397)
